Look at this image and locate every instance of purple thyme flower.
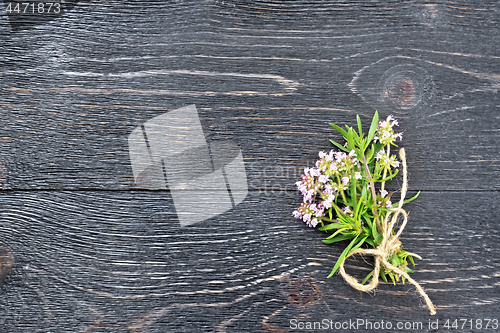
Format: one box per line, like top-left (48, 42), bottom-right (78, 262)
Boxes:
top-left (374, 115), bottom-right (403, 145)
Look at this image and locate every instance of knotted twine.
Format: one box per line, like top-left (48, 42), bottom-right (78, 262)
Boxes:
top-left (338, 148), bottom-right (436, 315)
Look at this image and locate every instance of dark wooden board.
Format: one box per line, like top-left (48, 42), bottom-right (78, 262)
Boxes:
top-left (0, 0), bottom-right (499, 332)
top-left (0, 0), bottom-right (498, 190)
top-left (0, 191), bottom-right (498, 332)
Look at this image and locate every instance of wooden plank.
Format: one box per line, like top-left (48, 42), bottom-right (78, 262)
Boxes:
top-left (0, 1), bottom-right (498, 190)
top-left (0, 1), bottom-right (499, 331)
top-left (0, 191), bottom-right (498, 331)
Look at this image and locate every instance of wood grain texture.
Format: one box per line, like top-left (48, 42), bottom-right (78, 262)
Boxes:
top-left (0, 191), bottom-right (498, 331)
top-left (0, 0), bottom-right (498, 190)
top-left (0, 0), bottom-right (499, 332)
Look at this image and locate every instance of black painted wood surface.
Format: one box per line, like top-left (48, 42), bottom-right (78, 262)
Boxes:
top-left (0, 1), bottom-right (499, 332)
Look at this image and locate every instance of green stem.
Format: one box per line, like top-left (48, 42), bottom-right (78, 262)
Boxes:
top-left (331, 202), bottom-right (343, 214)
top-left (318, 216), bottom-right (338, 223)
top-left (336, 174), bottom-right (348, 204)
top-left (381, 144), bottom-right (390, 192)
top-left (362, 155), bottom-right (382, 232)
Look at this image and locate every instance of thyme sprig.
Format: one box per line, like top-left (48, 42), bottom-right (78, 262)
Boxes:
top-left (292, 112), bottom-right (435, 315)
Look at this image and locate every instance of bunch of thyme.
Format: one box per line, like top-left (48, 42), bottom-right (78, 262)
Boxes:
top-left (293, 112), bottom-right (436, 314)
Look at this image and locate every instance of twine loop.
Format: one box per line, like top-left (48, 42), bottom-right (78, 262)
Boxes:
top-left (338, 148), bottom-right (436, 315)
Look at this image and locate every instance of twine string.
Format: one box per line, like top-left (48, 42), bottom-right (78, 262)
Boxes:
top-left (337, 148), bottom-right (436, 315)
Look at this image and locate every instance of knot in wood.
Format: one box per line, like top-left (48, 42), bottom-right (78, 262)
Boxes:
top-left (285, 277), bottom-right (322, 307)
top-left (383, 71), bottom-right (422, 109)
